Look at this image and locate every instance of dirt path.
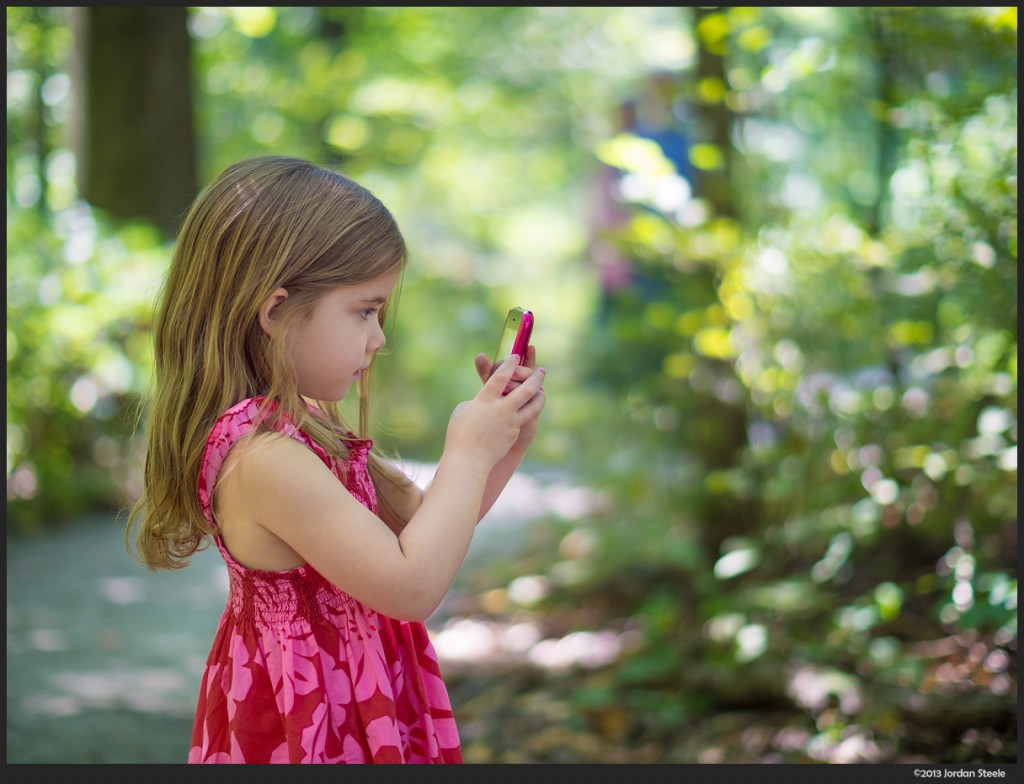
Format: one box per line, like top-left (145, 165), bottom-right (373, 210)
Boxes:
top-left (6, 463), bottom-right (598, 764)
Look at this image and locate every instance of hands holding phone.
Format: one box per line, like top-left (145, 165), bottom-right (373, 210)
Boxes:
top-left (476, 307), bottom-right (536, 395)
top-left (445, 350), bottom-right (544, 471)
top-left (467, 307), bottom-right (545, 460)
top-left (473, 343), bottom-right (538, 392)
top-left (449, 308), bottom-right (545, 464)
top-left (437, 311), bottom-right (544, 524)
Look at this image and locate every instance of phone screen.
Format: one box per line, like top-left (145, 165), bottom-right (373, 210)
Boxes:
top-left (494, 307), bottom-right (533, 365)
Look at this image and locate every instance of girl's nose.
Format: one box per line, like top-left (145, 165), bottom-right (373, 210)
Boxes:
top-left (371, 320), bottom-right (387, 351)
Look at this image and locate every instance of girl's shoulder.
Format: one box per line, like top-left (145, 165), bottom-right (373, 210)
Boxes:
top-left (199, 397), bottom-right (329, 525)
top-left (199, 399), bottom-right (376, 521)
top-left (199, 397), bottom-right (375, 525)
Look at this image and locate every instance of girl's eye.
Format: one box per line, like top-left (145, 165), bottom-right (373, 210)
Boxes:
top-left (361, 307), bottom-right (380, 320)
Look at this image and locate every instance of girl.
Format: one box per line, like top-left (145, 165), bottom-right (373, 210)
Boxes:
top-left (125, 155), bottom-right (546, 764)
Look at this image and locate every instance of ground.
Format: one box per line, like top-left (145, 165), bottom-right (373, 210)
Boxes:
top-left (6, 468), bottom-right (1017, 768)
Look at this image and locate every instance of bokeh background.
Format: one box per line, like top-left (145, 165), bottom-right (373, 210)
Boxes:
top-left (6, 6), bottom-right (1017, 765)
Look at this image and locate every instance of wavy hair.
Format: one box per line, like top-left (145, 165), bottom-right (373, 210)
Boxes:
top-left (126, 156), bottom-right (412, 570)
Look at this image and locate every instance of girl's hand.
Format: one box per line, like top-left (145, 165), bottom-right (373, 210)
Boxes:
top-left (472, 345), bottom-right (543, 454)
top-left (446, 353), bottom-right (545, 468)
top-left (473, 344), bottom-right (537, 389)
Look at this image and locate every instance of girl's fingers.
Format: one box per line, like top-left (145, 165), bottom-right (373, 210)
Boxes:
top-left (484, 353), bottom-right (521, 396)
top-left (501, 357), bottom-right (542, 396)
top-left (509, 365), bottom-right (535, 383)
top-left (522, 344), bottom-right (537, 369)
top-left (506, 366), bottom-right (545, 407)
top-left (474, 352), bottom-right (493, 383)
top-left (478, 346), bottom-right (537, 386)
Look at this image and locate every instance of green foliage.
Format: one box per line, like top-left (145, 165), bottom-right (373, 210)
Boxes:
top-left (7, 203), bottom-right (167, 530)
top-left (492, 6), bottom-right (1016, 750)
top-left (7, 6), bottom-right (675, 527)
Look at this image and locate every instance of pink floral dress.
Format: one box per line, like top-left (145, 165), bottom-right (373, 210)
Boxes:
top-left (188, 398), bottom-right (463, 764)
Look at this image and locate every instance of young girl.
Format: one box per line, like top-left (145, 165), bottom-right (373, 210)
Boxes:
top-left (125, 155), bottom-right (546, 764)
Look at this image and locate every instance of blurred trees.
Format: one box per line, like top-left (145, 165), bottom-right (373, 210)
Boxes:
top-left (69, 7), bottom-right (196, 238)
top-left (6, 6), bottom-right (1017, 762)
top-left (7, 5), bottom-right (680, 525)
top-left (557, 6), bottom-right (1016, 759)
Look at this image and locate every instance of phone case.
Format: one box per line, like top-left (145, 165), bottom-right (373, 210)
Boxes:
top-left (494, 307), bottom-right (533, 365)
top-left (511, 309), bottom-right (534, 357)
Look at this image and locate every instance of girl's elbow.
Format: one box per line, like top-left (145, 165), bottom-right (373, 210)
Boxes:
top-left (375, 586), bottom-right (444, 622)
top-left (395, 595), bottom-right (444, 623)
top-left (390, 607), bottom-right (438, 623)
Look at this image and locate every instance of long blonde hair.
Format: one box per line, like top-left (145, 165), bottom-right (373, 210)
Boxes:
top-left (126, 156), bottom-right (412, 570)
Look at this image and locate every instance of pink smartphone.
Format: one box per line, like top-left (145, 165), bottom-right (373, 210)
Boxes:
top-left (493, 307), bottom-right (534, 366)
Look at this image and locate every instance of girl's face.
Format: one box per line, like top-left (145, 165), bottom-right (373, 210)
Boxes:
top-left (285, 270), bottom-right (400, 402)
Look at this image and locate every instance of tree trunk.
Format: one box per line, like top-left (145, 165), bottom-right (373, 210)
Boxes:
top-left (69, 7), bottom-right (197, 239)
top-left (691, 5), bottom-right (735, 219)
top-left (687, 7), bottom-right (755, 553)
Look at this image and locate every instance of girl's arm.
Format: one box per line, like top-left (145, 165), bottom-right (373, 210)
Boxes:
top-left (377, 432), bottom-right (532, 527)
top-left (375, 349), bottom-right (544, 525)
top-left (476, 423), bottom-right (534, 519)
top-left (375, 442), bottom-right (529, 528)
top-left (218, 356), bottom-right (544, 622)
top-left (472, 346), bottom-right (542, 519)
top-left (371, 460), bottom-right (424, 535)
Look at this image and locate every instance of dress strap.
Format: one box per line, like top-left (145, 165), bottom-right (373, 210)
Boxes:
top-left (197, 397), bottom-right (333, 528)
top-left (198, 397), bottom-right (379, 528)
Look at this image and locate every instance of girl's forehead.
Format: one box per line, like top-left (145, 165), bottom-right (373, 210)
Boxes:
top-left (330, 270), bottom-right (401, 300)
top-left (361, 269), bottom-right (401, 294)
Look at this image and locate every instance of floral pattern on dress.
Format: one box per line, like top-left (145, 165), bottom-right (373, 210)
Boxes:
top-left (188, 397), bottom-right (463, 764)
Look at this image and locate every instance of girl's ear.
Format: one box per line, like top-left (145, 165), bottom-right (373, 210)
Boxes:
top-left (258, 287), bottom-right (289, 336)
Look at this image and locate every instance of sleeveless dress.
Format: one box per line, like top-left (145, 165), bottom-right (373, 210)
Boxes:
top-left (188, 397), bottom-right (463, 764)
